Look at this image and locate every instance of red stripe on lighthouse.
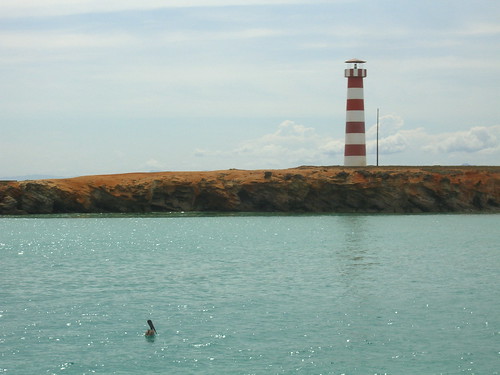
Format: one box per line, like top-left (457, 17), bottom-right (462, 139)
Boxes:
top-left (344, 144), bottom-right (366, 156)
top-left (345, 122), bottom-right (365, 133)
top-left (346, 99), bottom-right (364, 110)
top-left (347, 77), bottom-right (364, 88)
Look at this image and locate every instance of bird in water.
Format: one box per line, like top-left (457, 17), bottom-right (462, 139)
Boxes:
top-left (145, 319), bottom-right (157, 336)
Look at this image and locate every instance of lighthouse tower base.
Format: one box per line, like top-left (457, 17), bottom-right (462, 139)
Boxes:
top-left (344, 155), bottom-right (367, 167)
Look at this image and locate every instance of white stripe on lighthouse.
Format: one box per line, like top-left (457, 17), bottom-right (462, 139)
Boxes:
top-left (345, 133), bottom-right (366, 144)
top-left (346, 111), bottom-right (365, 123)
top-left (346, 88), bottom-right (364, 99)
top-left (344, 156), bottom-right (367, 166)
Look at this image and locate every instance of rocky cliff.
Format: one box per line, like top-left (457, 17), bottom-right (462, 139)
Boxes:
top-left (0, 166), bottom-right (499, 215)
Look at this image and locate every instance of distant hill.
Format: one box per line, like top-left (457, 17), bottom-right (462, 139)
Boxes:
top-left (0, 174), bottom-right (65, 181)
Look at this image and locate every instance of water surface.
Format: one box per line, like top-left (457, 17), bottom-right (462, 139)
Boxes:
top-left (1, 214), bottom-right (499, 374)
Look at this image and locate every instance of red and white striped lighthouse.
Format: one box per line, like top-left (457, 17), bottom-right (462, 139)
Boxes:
top-left (344, 58), bottom-right (367, 166)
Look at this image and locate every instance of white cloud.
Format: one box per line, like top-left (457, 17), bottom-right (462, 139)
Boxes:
top-left (156, 28), bottom-right (288, 44)
top-left (459, 23), bottom-right (500, 36)
top-left (424, 126), bottom-right (500, 154)
top-left (195, 120), bottom-right (344, 168)
top-left (366, 118), bottom-right (500, 164)
top-left (365, 115), bottom-right (500, 158)
top-left (195, 118), bottom-right (500, 168)
top-left (0, 31), bottom-right (135, 50)
top-left (0, 0), bottom-right (330, 18)
top-left (366, 114), bottom-right (403, 139)
top-left (0, 27), bottom-right (283, 52)
top-left (365, 114), bottom-right (429, 155)
top-left (233, 120), bottom-right (329, 156)
top-left (143, 159), bottom-right (165, 171)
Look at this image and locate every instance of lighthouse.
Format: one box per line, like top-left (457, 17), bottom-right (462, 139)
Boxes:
top-left (344, 58), bottom-right (367, 166)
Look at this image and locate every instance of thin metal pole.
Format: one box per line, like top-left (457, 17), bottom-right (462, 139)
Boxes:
top-left (376, 108), bottom-right (379, 166)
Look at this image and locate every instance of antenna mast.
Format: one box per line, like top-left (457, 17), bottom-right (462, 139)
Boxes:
top-left (376, 108), bottom-right (379, 166)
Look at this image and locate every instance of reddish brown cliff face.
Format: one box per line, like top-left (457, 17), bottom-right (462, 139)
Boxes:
top-left (0, 166), bottom-right (499, 214)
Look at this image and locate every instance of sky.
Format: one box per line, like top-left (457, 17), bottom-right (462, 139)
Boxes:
top-left (1, 0), bottom-right (499, 178)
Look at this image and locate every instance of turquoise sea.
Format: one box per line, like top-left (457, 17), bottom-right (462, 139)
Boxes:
top-left (1, 214), bottom-right (499, 374)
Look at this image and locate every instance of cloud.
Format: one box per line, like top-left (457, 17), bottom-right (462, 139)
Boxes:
top-left (0, 0), bottom-right (329, 18)
top-left (366, 114), bottom-right (404, 139)
top-left (143, 159), bottom-right (165, 171)
top-left (0, 31), bottom-right (135, 50)
top-left (195, 120), bottom-right (344, 168)
top-left (156, 28), bottom-right (287, 44)
top-left (0, 27), bottom-right (283, 52)
top-left (365, 115), bottom-right (500, 157)
top-left (365, 117), bottom-right (500, 163)
top-left (233, 120), bottom-right (339, 158)
top-left (195, 117), bottom-right (500, 168)
top-left (365, 114), bottom-right (429, 155)
top-left (424, 126), bottom-right (500, 154)
top-left (459, 23), bottom-right (500, 36)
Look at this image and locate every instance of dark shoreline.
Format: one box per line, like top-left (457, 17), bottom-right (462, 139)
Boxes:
top-left (1, 166), bottom-right (499, 215)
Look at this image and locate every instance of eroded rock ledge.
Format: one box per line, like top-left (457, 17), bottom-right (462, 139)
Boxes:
top-left (1, 166), bottom-right (499, 215)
